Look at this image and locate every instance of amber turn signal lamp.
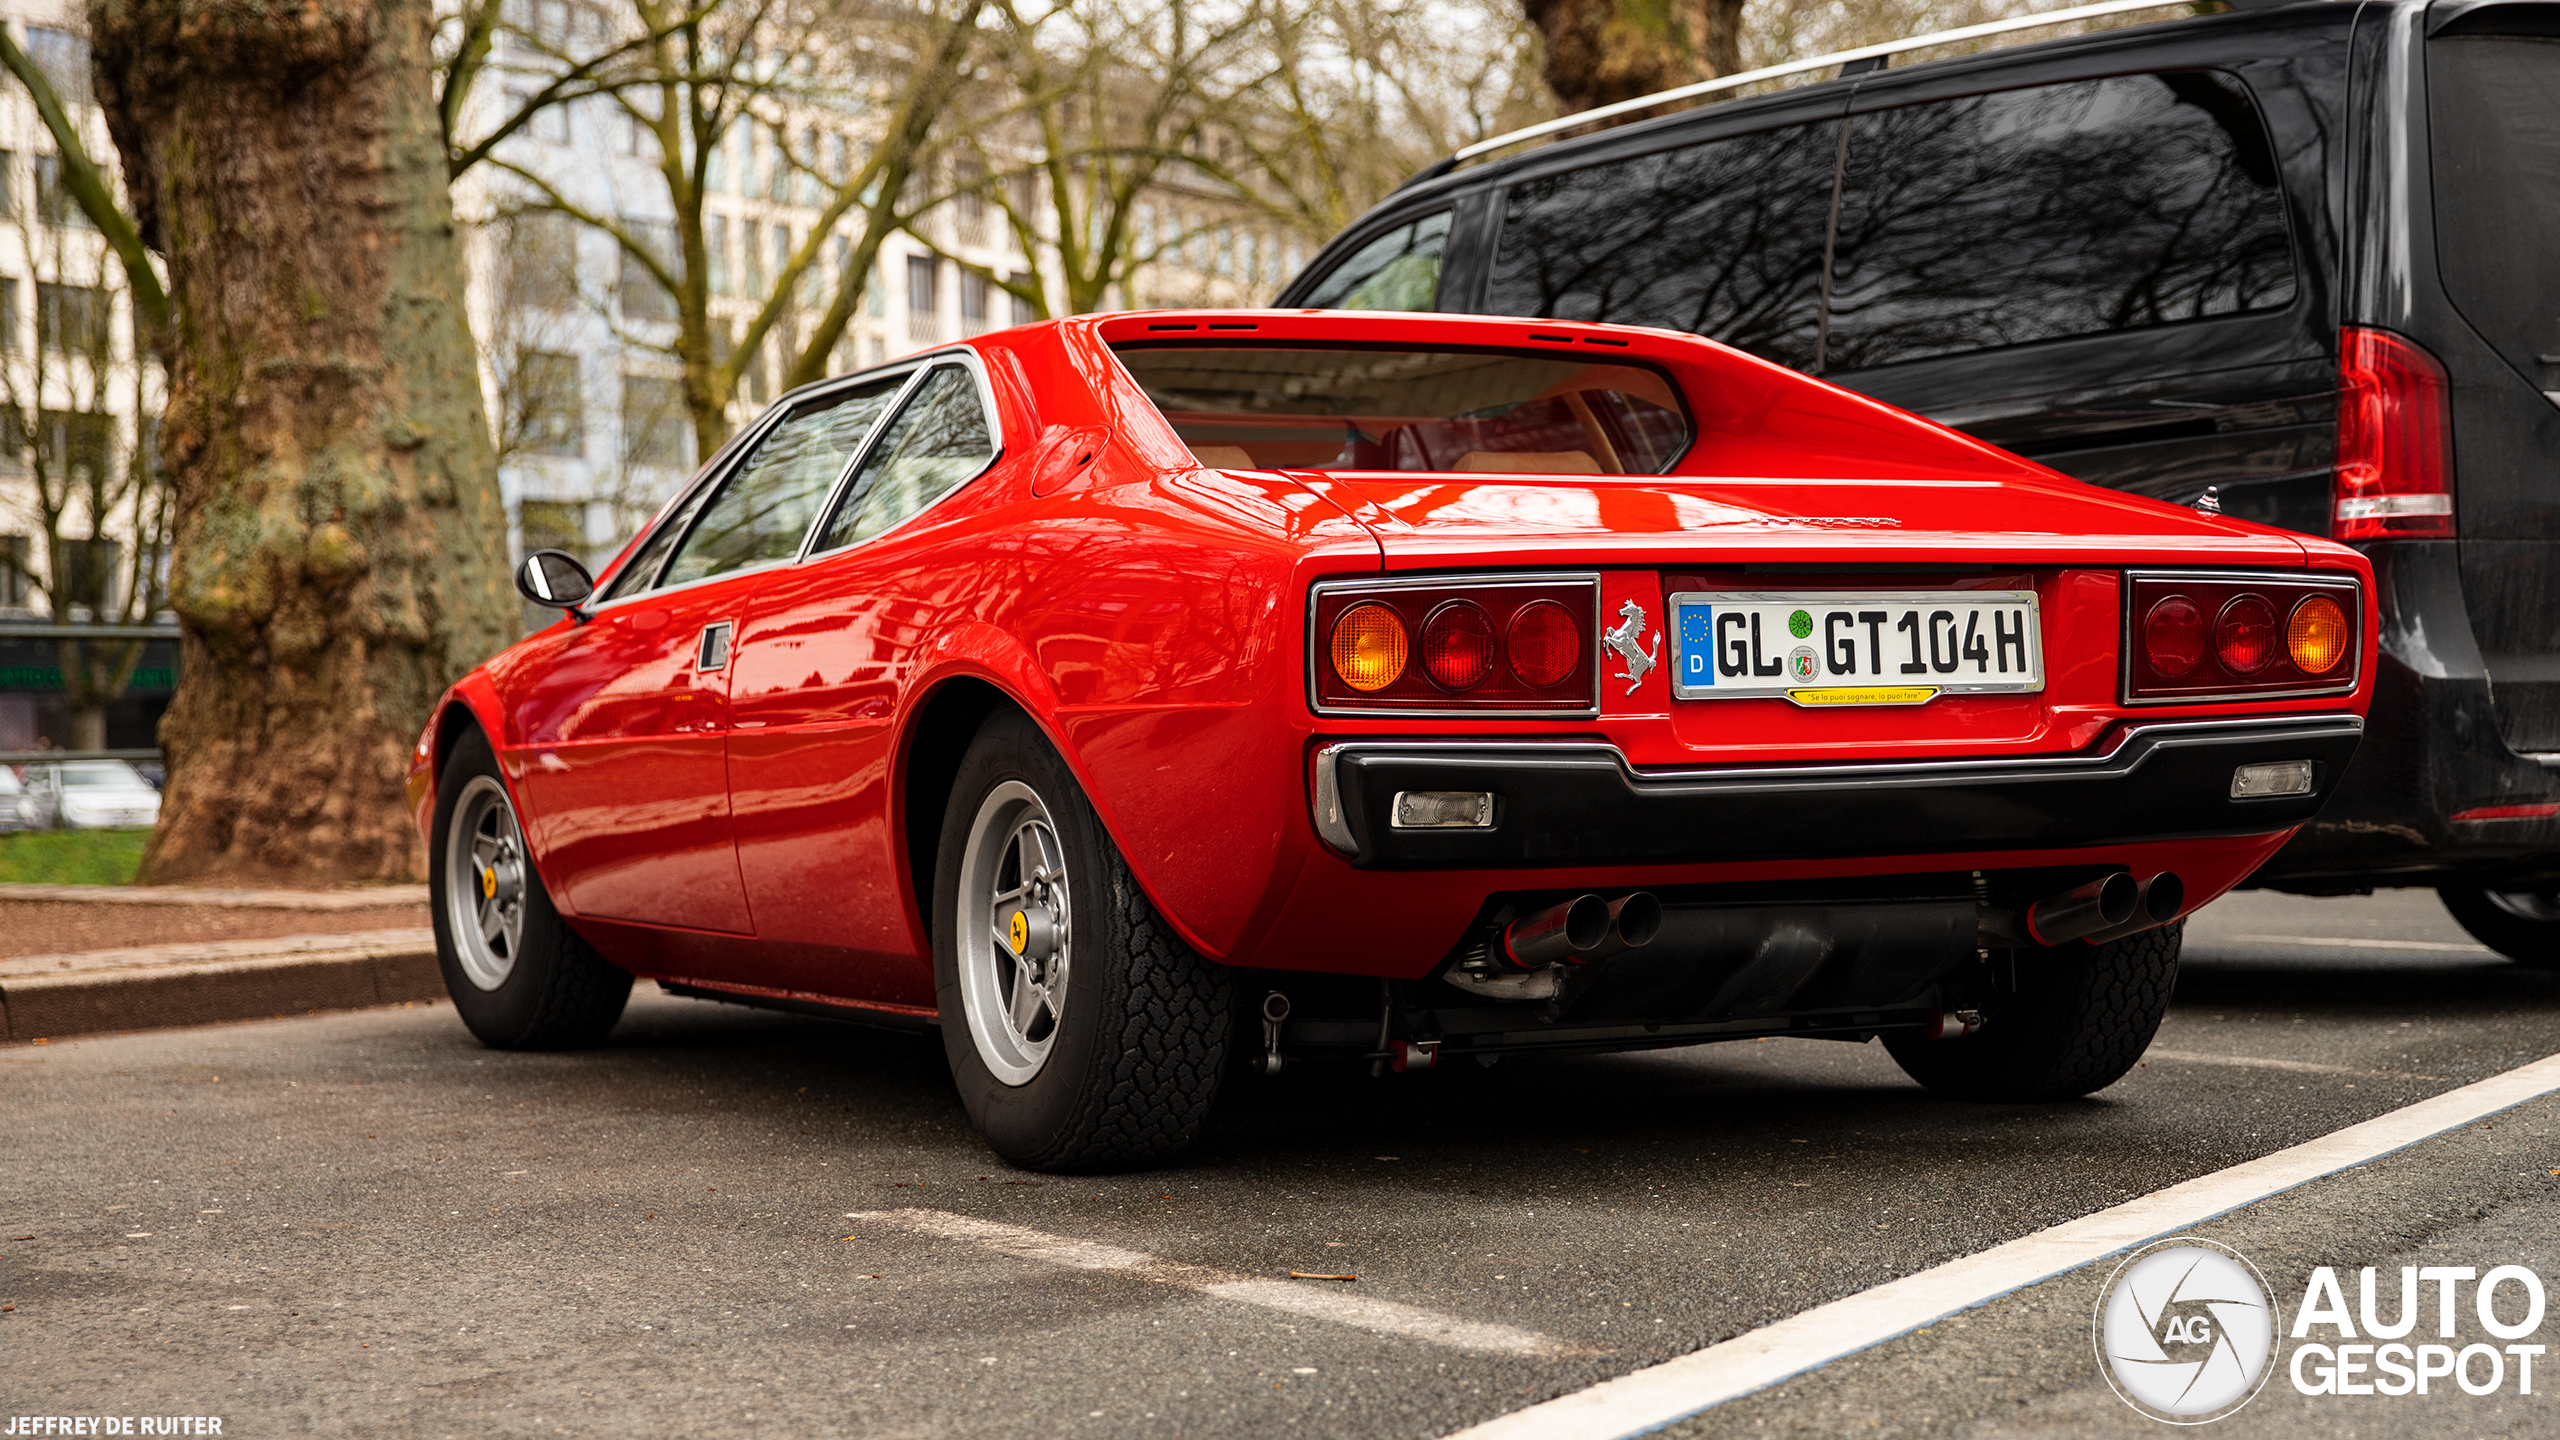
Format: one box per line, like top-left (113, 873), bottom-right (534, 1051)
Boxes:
top-left (1330, 603), bottom-right (1409, 692)
top-left (2287, 594), bottom-right (2348, 675)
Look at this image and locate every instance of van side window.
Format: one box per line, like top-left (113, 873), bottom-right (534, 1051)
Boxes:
top-left (1300, 212), bottom-right (1451, 311)
top-left (2427, 36), bottom-right (2560, 392)
top-left (1482, 122), bottom-right (1839, 371)
top-left (1825, 71), bottom-right (2295, 371)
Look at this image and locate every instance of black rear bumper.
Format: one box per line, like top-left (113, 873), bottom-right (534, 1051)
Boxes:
top-left (1313, 715), bottom-right (2364, 870)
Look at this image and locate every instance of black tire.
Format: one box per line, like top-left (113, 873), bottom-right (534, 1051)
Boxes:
top-left (429, 727), bottom-right (631, 1048)
top-left (2438, 886), bottom-right (2560, 969)
top-left (932, 708), bottom-right (1230, 1172)
top-left (1886, 922), bottom-right (2182, 1102)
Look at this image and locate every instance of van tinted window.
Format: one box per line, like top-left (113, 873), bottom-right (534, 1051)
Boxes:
top-left (1484, 122), bottom-right (1838, 370)
top-left (1300, 212), bottom-right (1451, 311)
top-left (2429, 36), bottom-right (2560, 391)
top-left (1825, 72), bottom-right (2295, 371)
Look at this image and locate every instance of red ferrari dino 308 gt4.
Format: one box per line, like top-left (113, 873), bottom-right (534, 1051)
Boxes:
top-left (413, 309), bottom-right (2373, 1170)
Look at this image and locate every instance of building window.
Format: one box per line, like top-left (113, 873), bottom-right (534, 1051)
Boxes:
top-left (27, 410), bottom-right (114, 483)
top-left (617, 219), bottom-right (679, 321)
top-left (907, 255), bottom-right (939, 341)
top-left (867, 263), bottom-right (886, 318)
top-left (516, 499), bottom-right (586, 560)
top-left (743, 219), bottom-right (765, 297)
top-left (33, 156), bottom-right (92, 229)
top-left (0, 151), bottom-right (15, 219)
top-left (0, 279), bottom-right (16, 352)
top-left (58, 536), bottom-right (121, 613)
top-left (36, 284), bottom-right (109, 357)
top-left (26, 27), bottom-right (91, 106)
top-left (516, 351), bottom-right (585, 456)
top-left (960, 272), bottom-right (989, 336)
top-left (707, 215), bottom-right (730, 297)
top-left (0, 535), bottom-right (29, 609)
top-left (1008, 273), bottom-right (1038, 327)
top-left (502, 212), bottom-right (578, 312)
top-left (620, 373), bottom-right (690, 468)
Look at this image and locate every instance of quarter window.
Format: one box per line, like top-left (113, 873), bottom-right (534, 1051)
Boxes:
top-left (813, 365), bottom-right (997, 551)
top-left (1825, 71), bottom-right (2296, 370)
top-left (654, 376), bottom-right (905, 588)
top-left (1484, 123), bottom-right (1839, 371)
top-left (1299, 212), bottom-right (1450, 312)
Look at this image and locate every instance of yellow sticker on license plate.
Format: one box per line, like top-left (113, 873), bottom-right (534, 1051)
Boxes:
top-left (1668, 590), bottom-right (2044, 703)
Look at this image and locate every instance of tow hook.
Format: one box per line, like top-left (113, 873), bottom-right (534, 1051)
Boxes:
top-left (1391, 1039), bottom-right (1439, 1072)
top-left (1259, 991), bottom-right (1291, 1076)
top-left (1926, 1009), bottom-right (1984, 1041)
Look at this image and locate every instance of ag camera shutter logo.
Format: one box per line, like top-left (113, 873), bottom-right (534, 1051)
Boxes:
top-left (2094, 1238), bottom-right (2280, 1423)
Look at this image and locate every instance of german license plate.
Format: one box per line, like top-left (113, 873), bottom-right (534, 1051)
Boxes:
top-left (1666, 590), bottom-right (2043, 705)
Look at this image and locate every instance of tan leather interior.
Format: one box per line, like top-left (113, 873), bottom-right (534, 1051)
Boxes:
top-left (1189, 445), bottom-right (1255, 470)
top-left (1453, 450), bottom-right (1601, 474)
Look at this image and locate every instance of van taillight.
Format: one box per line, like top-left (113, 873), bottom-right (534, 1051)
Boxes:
top-left (1312, 576), bottom-right (1596, 713)
top-left (2333, 327), bottom-right (2453, 541)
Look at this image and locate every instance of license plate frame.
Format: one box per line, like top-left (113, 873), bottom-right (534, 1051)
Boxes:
top-left (1666, 590), bottom-right (2044, 705)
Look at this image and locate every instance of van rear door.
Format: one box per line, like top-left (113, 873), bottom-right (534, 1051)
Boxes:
top-left (2424, 19), bottom-right (2560, 756)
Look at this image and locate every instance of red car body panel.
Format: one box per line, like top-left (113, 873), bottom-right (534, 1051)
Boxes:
top-left (412, 310), bottom-right (2377, 1016)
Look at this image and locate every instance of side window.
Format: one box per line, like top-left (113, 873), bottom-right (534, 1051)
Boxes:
top-left (812, 365), bottom-right (997, 551)
top-left (1826, 71), bottom-right (2296, 371)
top-left (1483, 124), bottom-right (1838, 371)
top-left (656, 376), bottom-right (905, 589)
top-left (597, 481), bottom-right (710, 602)
top-left (1299, 212), bottom-right (1450, 312)
top-left (2427, 36), bottom-right (2560, 391)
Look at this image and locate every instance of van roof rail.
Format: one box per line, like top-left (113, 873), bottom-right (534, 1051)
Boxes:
top-left (1439, 0), bottom-right (2273, 172)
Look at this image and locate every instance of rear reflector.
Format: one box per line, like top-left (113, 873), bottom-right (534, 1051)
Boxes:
top-left (2231, 761), bottom-right (2316, 799)
top-left (1391, 791), bottom-right (1495, 829)
top-left (2334, 327), bottom-right (2453, 540)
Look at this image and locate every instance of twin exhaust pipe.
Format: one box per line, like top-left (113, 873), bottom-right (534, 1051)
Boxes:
top-left (1496, 891), bottom-right (1662, 971)
top-left (1982, 871), bottom-right (2186, 948)
top-left (1493, 871), bottom-right (2178, 977)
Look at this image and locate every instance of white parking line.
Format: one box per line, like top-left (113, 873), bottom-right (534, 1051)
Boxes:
top-left (852, 1207), bottom-right (1565, 1356)
top-left (2228, 933), bottom-right (2495, 953)
top-left (1447, 1050), bottom-right (2560, 1440)
top-left (2143, 1047), bottom-right (2439, 1081)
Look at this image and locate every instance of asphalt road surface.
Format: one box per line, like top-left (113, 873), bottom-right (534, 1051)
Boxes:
top-left (6, 888), bottom-right (2558, 1438)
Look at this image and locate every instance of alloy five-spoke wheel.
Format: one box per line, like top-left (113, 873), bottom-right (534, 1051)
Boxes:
top-left (443, 775), bottom-right (530, 991)
top-left (428, 726), bottom-right (631, 1049)
top-left (931, 708), bottom-right (1231, 1171)
top-left (955, 780), bottom-right (1074, 1085)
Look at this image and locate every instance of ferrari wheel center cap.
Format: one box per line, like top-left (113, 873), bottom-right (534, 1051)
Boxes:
top-left (1008, 910), bottom-right (1028, 954)
top-left (481, 865), bottom-right (498, 900)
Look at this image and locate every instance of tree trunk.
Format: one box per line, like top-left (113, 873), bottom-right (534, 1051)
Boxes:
top-left (89, 0), bottom-right (517, 886)
top-left (1524, 0), bottom-right (1750, 114)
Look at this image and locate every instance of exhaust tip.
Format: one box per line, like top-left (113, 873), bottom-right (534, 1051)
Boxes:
top-left (2142, 872), bottom-right (2186, 925)
top-left (1610, 892), bottom-right (1663, 950)
top-left (1562, 894), bottom-right (1612, 952)
top-left (2095, 871), bottom-right (2140, 928)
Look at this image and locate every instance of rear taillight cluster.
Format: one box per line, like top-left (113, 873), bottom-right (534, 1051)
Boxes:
top-left (2333, 327), bottom-right (2454, 541)
top-left (1311, 576), bottom-right (1596, 713)
top-left (2123, 571), bottom-right (2361, 703)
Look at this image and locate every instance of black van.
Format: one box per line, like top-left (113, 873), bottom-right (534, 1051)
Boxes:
top-left (1275, 0), bottom-right (2560, 961)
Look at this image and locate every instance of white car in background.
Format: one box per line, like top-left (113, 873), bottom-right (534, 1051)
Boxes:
top-left (18, 760), bottom-right (163, 830)
top-left (0, 767), bottom-right (28, 831)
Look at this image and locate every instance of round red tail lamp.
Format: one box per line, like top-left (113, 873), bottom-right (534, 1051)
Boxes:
top-left (2215, 594), bottom-right (2278, 675)
top-left (1506, 601), bottom-right (1580, 687)
top-left (1420, 600), bottom-right (1496, 690)
top-left (2287, 595), bottom-right (2348, 675)
top-left (1330, 603), bottom-right (1408, 692)
top-left (2142, 595), bottom-right (2205, 677)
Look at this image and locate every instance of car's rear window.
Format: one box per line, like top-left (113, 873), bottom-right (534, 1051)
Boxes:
top-left (2429, 34), bottom-right (2560, 391)
top-left (1110, 345), bottom-right (1691, 474)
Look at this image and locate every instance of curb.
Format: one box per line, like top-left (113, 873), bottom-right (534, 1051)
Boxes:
top-left (0, 882), bottom-right (430, 911)
top-left (0, 934), bottom-right (444, 1043)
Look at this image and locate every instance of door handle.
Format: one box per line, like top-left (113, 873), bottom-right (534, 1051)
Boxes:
top-left (696, 621), bottom-right (733, 672)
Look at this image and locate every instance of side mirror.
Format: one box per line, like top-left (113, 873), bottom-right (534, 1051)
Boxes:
top-left (515, 549), bottom-right (596, 610)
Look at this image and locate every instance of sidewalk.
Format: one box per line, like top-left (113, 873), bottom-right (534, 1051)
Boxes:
top-left (0, 884), bottom-right (439, 1042)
